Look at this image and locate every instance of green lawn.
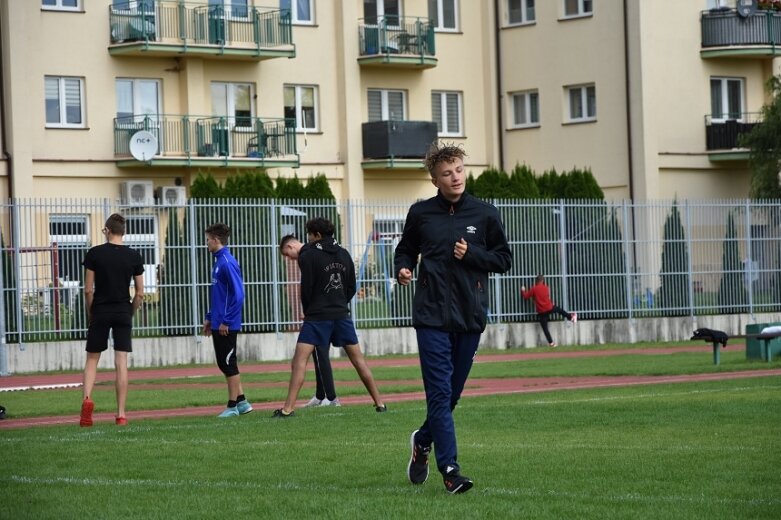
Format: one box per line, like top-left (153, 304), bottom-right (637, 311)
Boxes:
top-left (2, 377), bottom-right (779, 519)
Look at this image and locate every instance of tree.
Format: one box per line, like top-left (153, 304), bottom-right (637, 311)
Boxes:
top-left (718, 211), bottom-right (747, 314)
top-left (741, 75), bottom-right (781, 199)
top-left (657, 200), bottom-right (690, 315)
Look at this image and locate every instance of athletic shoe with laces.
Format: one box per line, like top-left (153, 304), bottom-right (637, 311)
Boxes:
top-left (115, 417), bottom-right (128, 426)
top-left (407, 430), bottom-right (430, 484)
top-left (320, 398), bottom-right (341, 407)
top-left (302, 396), bottom-right (322, 408)
top-left (443, 466), bottom-right (473, 494)
top-left (375, 405), bottom-right (387, 412)
top-left (571, 312), bottom-right (578, 324)
top-left (217, 406), bottom-right (239, 418)
top-left (272, 408), bottom-right (294, 418)
top-left (237, 400), bottom-right (253, 415)
top-left (79, 398), bottom-right (94, 427)
top-left (549, 342), bottom-right (557, 348)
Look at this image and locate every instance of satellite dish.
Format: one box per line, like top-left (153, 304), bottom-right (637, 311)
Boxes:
top-left (737, 0), bottom-right (757, 18)
top-left (129, 131), bottom-right (158, 161)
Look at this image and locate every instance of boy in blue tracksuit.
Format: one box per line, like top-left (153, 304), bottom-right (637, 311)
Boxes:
top-left (203, 223), bottom-right (253, 418)
top-left (395, 143), bottom-right (512, 494)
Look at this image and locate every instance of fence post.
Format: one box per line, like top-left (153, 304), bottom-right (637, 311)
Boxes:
top-left (187, 200), bottom-right (201, 339)
top-left (622, 200), bottom-right (634, 320)
top-left (492, 198), bottom-right (503, 324)
top-left (558, 199), bottom-right (569, 313)
top-left (0, 206), bottom-right (7, 374)
top-left (269, 199), bottom-right (281, 334)
top-left (745, 198), bottom-right (754, 318)
top-left (12, 200), bottom-right (23, 351)
top-left (685, 199), bottom-right (695, 319)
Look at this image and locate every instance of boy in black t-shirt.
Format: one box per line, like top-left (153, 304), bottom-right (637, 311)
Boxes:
top-left (79, 214), bottom-right (144, 427)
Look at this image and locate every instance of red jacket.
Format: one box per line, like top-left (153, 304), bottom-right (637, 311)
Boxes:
top-left (522, 282), bottom-right (554, 313)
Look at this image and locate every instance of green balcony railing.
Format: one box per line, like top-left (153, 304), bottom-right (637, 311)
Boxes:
top-left (109, 1), bottom-right (292, 50)
top-left (358, 16), bottom-right (435, 57)
top-left (114, 115), bottom-right (297, 161)
top-left (701, 8), bottom-right (781, 49)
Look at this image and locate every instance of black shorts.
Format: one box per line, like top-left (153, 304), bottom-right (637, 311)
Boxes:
top-left (86, 311), bottom-right (133, 353)
top-left (212, 331), bottom-right (240, 377)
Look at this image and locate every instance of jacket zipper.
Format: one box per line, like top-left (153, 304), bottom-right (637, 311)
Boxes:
top-left (446, 203), bottom-right (455, 329)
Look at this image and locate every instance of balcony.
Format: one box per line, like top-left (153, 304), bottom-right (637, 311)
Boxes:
top-left (357, 16), bottom-right (437, 69)
top-left (705, 112), bottom-right (761, 161)
top-left (701, 8), bottom-right (781, 58)
top-left (114, 115), bottom-right (299, 168)
top-left (108, 1), bottom-right (294, 60)
top-left (361, 120), bottom-right (438, 170)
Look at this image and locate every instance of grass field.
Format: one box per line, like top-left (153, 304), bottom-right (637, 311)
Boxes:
top-left (1, 344), bottom-right (780, 519)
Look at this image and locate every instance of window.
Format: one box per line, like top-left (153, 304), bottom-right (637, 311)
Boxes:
top-left (45, 76), bottom-right (85, 128)
top-left (706, 0), bottom-right (736, 9)
top-left (281, 0), bottom-right (314, 24)
top-left (49, 215), bottom-right (89, 283)
top-left (284, 85), bottom-right (318, 131)
top-left (363, 0), bottom-right (401, 25)
top-left (211, 82), bottom-right (254, 128)
top-left (428, 0), bottom-right (459, 31)
top-left (368, 89), bottom-right (406, 121)
top-left (111, 0), bottom-right (154, 11)
top-left (710, 77), bottom-right (744, 121)
top-left (508, 0), bottom-right (535, 25)
top-left (116, 78), bottom-right (160, 125)
top-left (431, 91), bottom-right (462, 136)
top-left (124, 215), bottom-right (159, 293)
top-left (510, 90), bottom-right (539, 128)
top-left (42, 0), bottom-right (80, 11)
top-left (566, 84), bottom-right (596, 122)
top-left (563, 0), bottom-right (592, 17)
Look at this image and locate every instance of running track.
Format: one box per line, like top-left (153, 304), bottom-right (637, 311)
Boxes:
top-left (1, 344), bottom-right (779, 429)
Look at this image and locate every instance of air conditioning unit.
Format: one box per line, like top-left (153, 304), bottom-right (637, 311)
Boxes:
top-left (119, 180), bottom-right (154, 206)
top-left (155, 186), bottom-right (187, 206)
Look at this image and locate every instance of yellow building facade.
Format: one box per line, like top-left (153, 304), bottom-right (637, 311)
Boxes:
top-left (0, 0), bottom-right (778, 202)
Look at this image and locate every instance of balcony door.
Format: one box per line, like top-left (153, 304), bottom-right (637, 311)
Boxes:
top-left (710, 77), bottom-right (744, 121)
top-left (364, 0), bottom-right (401, 25)
top-left (116, 78), bottom-right (161, 154)
top-left (368, 89), bottom-right (406, 121)
top-left (210, 82), bottom-right (254, 155)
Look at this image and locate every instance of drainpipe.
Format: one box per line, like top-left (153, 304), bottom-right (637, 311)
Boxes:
top-left (622, 0), bottom-right (638, 276)
top-left (494, 0), bottom-right (505, 172)
top-left (0, 7), bottom-right (12, 199)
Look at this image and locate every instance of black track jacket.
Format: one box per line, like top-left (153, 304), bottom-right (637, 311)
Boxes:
top-left (298, 236), bottom-right (356, 321)
top-left (394, 191), bottom-right (512, 333)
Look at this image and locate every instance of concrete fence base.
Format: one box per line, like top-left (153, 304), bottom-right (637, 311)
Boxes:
top-left (4, 312), bottom-right (780, 374)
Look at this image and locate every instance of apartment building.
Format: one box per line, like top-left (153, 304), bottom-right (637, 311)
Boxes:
top-left (0, 0), bottom-right (777, 205)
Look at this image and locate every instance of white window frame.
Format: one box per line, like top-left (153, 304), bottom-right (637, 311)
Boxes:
top-left (507, 0), bottom-right (535, 26)
top-left (116, 78), bottom-right (161, 124)
top-left (710, 77), bottom-right (745, 122)
top-left (432, 90), bottom-right (463, 137)
top-left (211, 82), bottom-right (255, 129)
top-left (565, 84), bottom-right (596, 123)
top-left (284, 84), bottom-right (319, 132)
top-left (124, 215), bottom-right (160, 293)
top-left (49, 214), bottom-right (90, 284)
top-left (706, 0), bottom-right (736, 9)
top-left (562, 0), bottom-right (592, 19)
top-left (282, 0), bottom-right (315, 25)
top-left (368, 89), bottom-right (407, 121)
top-left (430, 0), bottom-right (459, 32)
top-left (45, 76), bottom-right (86, 129)
top-left (364, 0), bottom-right (403, 26)
top-left (42, 0), bottom-right (81, 12)
top-left (509, 90), bottom-right (540, 128)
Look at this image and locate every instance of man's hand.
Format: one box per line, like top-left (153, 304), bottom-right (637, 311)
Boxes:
top-left (218, 323), bottom-right (230, 336)
top-left (454, 238), bottom-right (468, 260)
top-left (202, 320), bottom-right (212, 337)
top-left (397, 268), bottom-right (413, 286)
top-left (521, 286), bottom-right (526, 292)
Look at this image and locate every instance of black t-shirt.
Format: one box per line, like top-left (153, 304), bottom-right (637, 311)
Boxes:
top-left (82, 242), bottom-right (144, 313)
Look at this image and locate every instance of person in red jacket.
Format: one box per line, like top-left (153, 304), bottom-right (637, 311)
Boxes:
top-left (521, 274), bottom-right (577, 347)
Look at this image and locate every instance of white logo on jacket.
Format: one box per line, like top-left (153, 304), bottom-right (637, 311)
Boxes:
top-left (325, 273), bottom-right (343, 293)
top-left (466, 226), bottom-right (477, 234)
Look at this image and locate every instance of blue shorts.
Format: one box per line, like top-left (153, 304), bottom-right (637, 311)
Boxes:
top-left (297, 319), bottom-right (359, 347)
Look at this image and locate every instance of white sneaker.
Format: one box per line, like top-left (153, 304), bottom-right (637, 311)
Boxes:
top-left (320, 398), bottom-right (341, 407)
top-left (303, 396), bottom-right (322, 408)
top-left (571, 313), bottom-right (578, 324)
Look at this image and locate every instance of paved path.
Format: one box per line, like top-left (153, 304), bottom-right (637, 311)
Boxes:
top-left (2, 344), bottom-right (779, 430)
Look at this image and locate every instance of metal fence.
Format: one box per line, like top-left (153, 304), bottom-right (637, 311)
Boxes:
top-left (0, 198), bottom-right (779, 345)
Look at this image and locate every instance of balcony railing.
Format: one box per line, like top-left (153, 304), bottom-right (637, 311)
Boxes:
top-left (108, 1), bottom-right (294, 59)
top-left (705, 112), bottom-right (762, 151)
top-left (357, 16), bottom-right (436, 67)
top-left (114, 115), bottom-right (297, 166)
top-left (701, 8), bottom-right (781, 56)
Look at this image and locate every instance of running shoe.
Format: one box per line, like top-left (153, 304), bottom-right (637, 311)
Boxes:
top-left (549, 342), bottom-right (557, 348)
top-left (571, 313), bottom-right (578, 324)
top-left (217, 406), bottom-right (239, 418)
top-left (320, 398), bottom-right (341, 407)
top-left (407, 430), bottom-right (430, 484)
top-left (237, 400), bottom-right (253, 415)
top-left (79, 398), bottom-right (94, 428)
top-left (375, 405), bottom-right (388, 412)
top-left (302, 396), bottom-right (322, 408)
top-left (115, 417), bottom-right (128, 426)
top-left (443, 466), bottom-right (473, 494)
top-left (272, 408), bottom-right (294, 418)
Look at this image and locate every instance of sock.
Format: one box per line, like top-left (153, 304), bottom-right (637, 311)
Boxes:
top-left (237, 394), bottom-right (246, 403)
top-left (228, 400), bottom-right (237, 408)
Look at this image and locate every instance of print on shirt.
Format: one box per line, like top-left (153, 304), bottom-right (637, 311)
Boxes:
top-left (325, 273), bottom-right (343, 293)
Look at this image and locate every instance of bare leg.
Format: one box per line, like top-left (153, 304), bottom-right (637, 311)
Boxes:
top-left (226, 374), bottom-right (243, 402)
top-left (82, 352), bottom-right (101, 400)
top-left (282, 342), bottom-right (315, 413)
top-left (343, 344), bottom-right (384, 407)
top-left (114, 351), bottom-right (128, 418)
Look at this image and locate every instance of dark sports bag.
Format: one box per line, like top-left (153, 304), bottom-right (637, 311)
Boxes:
top-left (691, 328), bottom-right (729, 347)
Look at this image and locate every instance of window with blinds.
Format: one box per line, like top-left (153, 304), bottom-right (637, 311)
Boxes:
top-left (45, 76), bottom-right (84, 127)
top-left (431, 91), bottom-right (462, 136)
top-left (367, 89), bottom-right (406, 121)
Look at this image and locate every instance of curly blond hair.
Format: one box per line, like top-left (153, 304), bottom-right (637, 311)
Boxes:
top-left (424, 142), bottom-right (466, 177)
